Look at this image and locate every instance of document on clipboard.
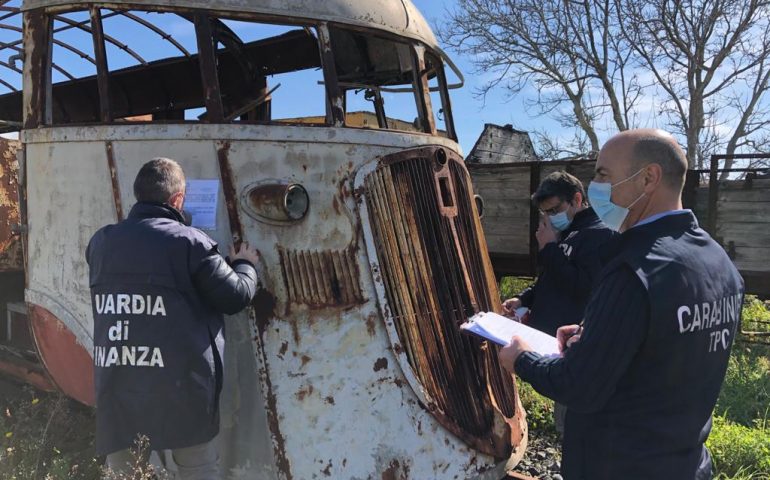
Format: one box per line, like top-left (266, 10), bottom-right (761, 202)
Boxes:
top-left (460, 311), bottom-right (560, 357)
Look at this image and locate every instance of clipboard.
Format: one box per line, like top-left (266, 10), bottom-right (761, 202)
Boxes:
top-left (460, 311), bottom-right (560, 356)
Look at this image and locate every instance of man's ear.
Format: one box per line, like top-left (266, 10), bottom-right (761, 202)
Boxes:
top-left (643, 164), bottom-right (663, 193)
top-left (168, 191), bottom-right (185, 211)
top-left (573, 191), bottom-right (584, 207)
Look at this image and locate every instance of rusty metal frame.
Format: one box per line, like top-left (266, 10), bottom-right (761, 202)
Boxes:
top-left (104, 141), bottom-right (123, 220)
top-left (194, 12), bottom-right (224, 123)
top-left (410, 44), bottom-right (436, 135)
top-left (431, 52), bottom-right (457, 141)
top-left (354, 146), bottom-right (518, 459)
top-left (316, 22), bottom-right (344, 127)
top-left (22, 8), bottom-right (53, 128)
top-left (89, 6), bottom-right (111, 122)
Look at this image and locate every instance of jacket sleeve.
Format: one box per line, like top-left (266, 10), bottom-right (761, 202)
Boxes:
top-left (192, 250), bottom-right (259, 315)
top-left (518, 283), bottom-right (536, 308)
top-left (514, 266), bottom-right (649, 413)
top-left (537, 229), bottom-right (611, 303)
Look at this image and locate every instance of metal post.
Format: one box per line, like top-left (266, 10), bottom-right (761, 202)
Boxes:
top-left (90, 6), bottom-right (111, 123)
top-left (194, 13), bottom-right (224, 123)
top-left (317, 23), bottom-right (345, 127)
top-left (528, 162), bottom-right (541, 276)
top-left (707, 155), bottom-right (720, 235)
top-left (22, 10), bottom-right (52, 128)
top-left (411, 45), bottom-right (436, 135)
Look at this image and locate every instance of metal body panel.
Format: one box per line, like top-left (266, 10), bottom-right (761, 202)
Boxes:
top-left (21, 0), bottom-right (440, 51)
top-left (22, 123), bottom-right (519, 479)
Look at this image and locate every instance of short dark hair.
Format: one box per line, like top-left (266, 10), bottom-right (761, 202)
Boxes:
top-left (133, 158), bottom-right (185, 204)
top-left (630, 137), bottom-right (687, 191)
top-left (532, 171), bottom-right (586, 206)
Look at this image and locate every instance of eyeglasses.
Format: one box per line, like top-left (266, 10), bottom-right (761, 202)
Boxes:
top-left (540, 202), bottom-right (567, 216)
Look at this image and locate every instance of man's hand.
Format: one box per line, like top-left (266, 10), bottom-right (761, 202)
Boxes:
top-left (556, 324), bottom-right (582, 354)
top-left (502, 297), bottom-right (522, 319)
top-left (536, 216), bottom-right (558, 251)
top-left (230, 241), bottom-right (260, 266)
top-left (498, 336), bottom-right (532, 374)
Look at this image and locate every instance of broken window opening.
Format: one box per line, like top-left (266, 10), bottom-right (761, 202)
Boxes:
top-left (329, 27), bottom-right (437, 133)
top-left (425, 52), bottom-right (456, 140)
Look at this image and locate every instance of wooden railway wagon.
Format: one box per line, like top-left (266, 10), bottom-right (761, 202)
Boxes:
top-left (469, 156), bottom-right (770, 298)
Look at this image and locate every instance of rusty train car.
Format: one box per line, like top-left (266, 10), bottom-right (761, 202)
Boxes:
top-left (0, 1), bottom-right (527, 478)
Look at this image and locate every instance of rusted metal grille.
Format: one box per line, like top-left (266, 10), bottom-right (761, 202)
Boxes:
top-left (362, 146), bottom-right (517, 457)
top-left (279, 247), bottom-right (364, 307)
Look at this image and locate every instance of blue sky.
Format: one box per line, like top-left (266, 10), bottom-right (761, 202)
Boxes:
top-left (413, 0), bottom-right (555, 153)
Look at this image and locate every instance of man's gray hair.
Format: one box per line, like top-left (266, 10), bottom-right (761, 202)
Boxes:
top-left (133, 157), bottom-right (186, 204)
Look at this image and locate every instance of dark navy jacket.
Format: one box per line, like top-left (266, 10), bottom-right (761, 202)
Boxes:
top-left (519, 207), bottom-right (616, 335)
top-left (86, 203), bottom-right (257, 455)
top-left (516, 211), bottom-right (744, 479)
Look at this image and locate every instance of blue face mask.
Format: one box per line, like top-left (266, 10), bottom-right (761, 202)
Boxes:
top-left (588, 168), bottom-right (646, 231)
top-left (549, 211), bottom-right (571, 232)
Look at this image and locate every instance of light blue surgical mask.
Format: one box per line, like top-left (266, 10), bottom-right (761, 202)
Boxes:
top-left (588, 168), bottom-right (646, 231)
top-left (549, 211), bottom-right (571, 232)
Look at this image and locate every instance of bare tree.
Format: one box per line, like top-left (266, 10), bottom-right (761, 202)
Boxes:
top-left (440, 0), bottom-right (643, 154)
top-left (619, 0), bottom-right (770, 171)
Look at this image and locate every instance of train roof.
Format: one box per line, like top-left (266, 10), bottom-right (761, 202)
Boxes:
top-left (21, 0), bottom-right (440, 50)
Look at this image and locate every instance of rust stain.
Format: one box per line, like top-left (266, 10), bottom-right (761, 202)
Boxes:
top-left (373, 357), bottom-right (388, 372)
top-left (295, 384), bottom-right (314, 402)
top-left (215, 141), bottom-right (244, 245)
top-left (278, 341), bottom-right (288, 359)
top-left (253, 299), bottom-right (292, 479)
top-left (381, 459), bottom-right (410, 480)
top-left (251, 288), bottom-right (277, 333)
top-left (278, 246), bottom-right (365, 308)
top-left (105, 141), bottom-right (124, 221)
top-left (0, 139), bottom-right (22, 272)
top-left (300, 354), bottom-right (311, 368)
top-left (365, 312), bottom-right (377, 337)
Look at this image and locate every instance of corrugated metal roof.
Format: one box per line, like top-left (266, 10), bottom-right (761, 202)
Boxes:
top-left (21, 0), bottom-right (439, 49)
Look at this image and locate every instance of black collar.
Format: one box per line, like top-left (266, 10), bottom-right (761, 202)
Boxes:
top-left (128, 202), bottom-right (186, 224)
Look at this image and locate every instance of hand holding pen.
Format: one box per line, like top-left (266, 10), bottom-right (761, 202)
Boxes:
top-left (556, 322), bottom-right (584, 354)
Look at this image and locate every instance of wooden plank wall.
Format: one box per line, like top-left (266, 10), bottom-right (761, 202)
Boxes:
top-left (469, 160), bottom-right (596, 257)
top-left (694, 177), bottom-right (770, 273)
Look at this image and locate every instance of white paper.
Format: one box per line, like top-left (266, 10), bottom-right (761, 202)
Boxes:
top-left (461, 311), bottom-right (560, 356)
top-left (185, 179), bottom-right (219, 229)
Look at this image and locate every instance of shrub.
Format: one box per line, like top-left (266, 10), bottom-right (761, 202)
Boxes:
top-left (499, 276), bottom-right (534, 301)
top-left (708, 415), bottom-right (770, 479)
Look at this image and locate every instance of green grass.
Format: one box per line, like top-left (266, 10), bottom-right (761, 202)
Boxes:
top-left (0, 388), bottom-right (101, 479)
top-left (501, 277), bottom-right (770, 479)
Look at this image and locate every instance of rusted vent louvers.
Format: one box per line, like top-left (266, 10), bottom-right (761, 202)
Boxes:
top-left (279, 247), bottom-right (364, 307)
top-left (363, 147), bottom-right (516, 457)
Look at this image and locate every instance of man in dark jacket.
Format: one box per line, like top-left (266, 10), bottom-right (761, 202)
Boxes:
top-left (502, 171), bottom-right (615, 336)
top-left (87, 158), bottom-right (260, 479)
top-left (500, 130), bottom-right (744, 479)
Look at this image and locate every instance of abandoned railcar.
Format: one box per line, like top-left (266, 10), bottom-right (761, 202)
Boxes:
top-left (0, 1), bottom-right (527, 478)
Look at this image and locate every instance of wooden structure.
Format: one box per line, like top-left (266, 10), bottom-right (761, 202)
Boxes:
top-left (466, 124), bottom-right (539, 164)
top-left (469, 155), bottom-right (770, 297)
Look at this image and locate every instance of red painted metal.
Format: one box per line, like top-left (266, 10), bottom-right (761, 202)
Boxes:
top-left (28, 304), bottom-right (94, 406)
top-left (0, 356), bottom-right (56, 392)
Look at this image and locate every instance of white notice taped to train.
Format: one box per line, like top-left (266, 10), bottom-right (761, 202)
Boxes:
top-left (461, 311), bottom-right (560, 356)
top-left (185, 179), bottom-right (219, 229)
